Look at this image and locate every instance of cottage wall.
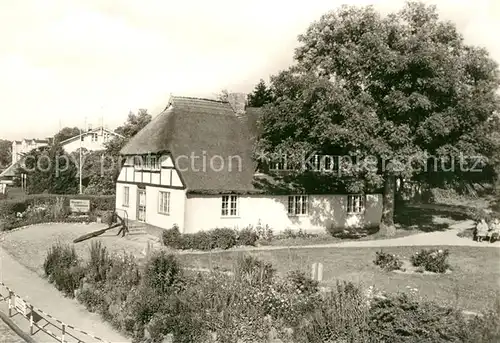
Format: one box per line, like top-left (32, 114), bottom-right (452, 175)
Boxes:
top-left (183, 194), bottom-right (383, 234)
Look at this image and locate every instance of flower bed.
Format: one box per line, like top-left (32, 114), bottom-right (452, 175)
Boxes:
top-left (43, 242), bottom-right (500, 343)
top-left (410, 249), bottom-right (451, 273)
top-left (373, 250), bottom-right (404, 271)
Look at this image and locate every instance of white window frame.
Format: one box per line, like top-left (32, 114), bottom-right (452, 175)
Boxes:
top-left (287, 195), bottom-right (308, 216)
top-left (221, 195), bottom-right (238, 217)
top-left (347, 195), bottom-right (365, 214)
top-left (123, 186), bottom-right (130, 207)
top-left (134, 156), bottom-right (143, 170)
top-left (158, 191), bottom-right (170, 215)
top-left (91, 133), bottom-right (98, 142)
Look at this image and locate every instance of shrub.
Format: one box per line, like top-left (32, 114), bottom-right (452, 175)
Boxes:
top-left (143, 251), bottom-right (184, 295)
top-left (43, 243), bottom-right (83, 296)
top-left (253, 222), bottom-right (274, 241)
top-left (293, 281), bottom-right (371, 343)
top-left (410, 249), bottom-right (450, 273)
top-left (162, 225), bottom-right (183, 249)
top-left (86, 241), bottom-right (112, 283)
top-left (210, 228), bottom-right (237, 250)
top-left (464, 300), bottom-right (500, 343)
top-left (235, 255), bottom-right (276, 286)
top-left (373, 250), bottom-right (403, 271)
top-left (43, 242), bottom-right (76, 277)
top-left (236, 227), bottom-right (258, 246)
top-left (369, 293), bottom-right (471, 342)
top-left (162, 227), bottom-right (250, 251)
top-left (281, 228), bottom-right (319, 239)
top-left (286, 270), bottom-right (319, 295)
top-left (0, 194), bottom-right (115, 219)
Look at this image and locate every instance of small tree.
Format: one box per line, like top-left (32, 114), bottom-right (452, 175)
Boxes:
top-left (247, 79), bottom-right (274, 107)
top-left (115, 109), bottom-right (152, 139)
top-left (0, 139), bottom-right (11, 170)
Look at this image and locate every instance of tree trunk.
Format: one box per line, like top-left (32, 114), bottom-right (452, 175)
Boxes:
top-left (380, 173), bottom-right (396, 237)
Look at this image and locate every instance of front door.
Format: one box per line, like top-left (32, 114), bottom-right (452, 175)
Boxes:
top-left (137, 189), bottom-right (146, 222)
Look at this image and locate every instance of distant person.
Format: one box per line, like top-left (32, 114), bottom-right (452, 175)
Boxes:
top-left (475, 218), bottom-right (489, 242)
top-left (488, 218), bottom-right (500, 243)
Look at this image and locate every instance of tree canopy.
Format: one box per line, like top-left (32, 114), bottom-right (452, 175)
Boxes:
top-left (257, 1), bottom-right (500, 235)
top-left (115, 109), bottom-right (152, 139)
top-left (247, 79), bottom-right (274, 107)
top-left (0, 139), bottom-right (11, 170)
top-left (18, 144), bottom-right (78, 194)
top-left (53, 127), bottom-right (80, 144)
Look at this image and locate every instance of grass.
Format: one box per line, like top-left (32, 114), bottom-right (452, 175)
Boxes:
top-left (261, 228), bottom-right (421, 247)
top-left (261, 205), bottom-right (466, 248)
top-left (176, 245), bottom-right (500, 313)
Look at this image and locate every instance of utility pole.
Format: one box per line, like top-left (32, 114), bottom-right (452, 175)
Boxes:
top-left (79, 117), bottom-right (86, 194)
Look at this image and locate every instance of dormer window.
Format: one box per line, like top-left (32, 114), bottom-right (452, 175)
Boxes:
top-left (134, 155), bottom-right (160, 170)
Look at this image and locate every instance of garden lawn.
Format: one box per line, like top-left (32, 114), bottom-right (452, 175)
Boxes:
top-left (177, 245), bottom-right (500, 313)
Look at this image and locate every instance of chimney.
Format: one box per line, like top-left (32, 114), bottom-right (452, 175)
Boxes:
top-left (227, 93), bottom-right (247, 115)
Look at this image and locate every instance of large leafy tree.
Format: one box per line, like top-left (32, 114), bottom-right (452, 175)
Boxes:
top-left (257, 1), bottom-right (500, 235)
top-left (18, 144), bottom-right (78, 194)
top-left (53, 127), bottom-right (80, 144)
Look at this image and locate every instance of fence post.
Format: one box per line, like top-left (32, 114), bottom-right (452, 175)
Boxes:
top-left (29, 305), bottom-right (34, 335)
top-left (311, 263), bottom-right (317, 280)
top-left (8, 291), bottom-right (12, 317)
top-left (61, 323), bottom-right (65, 343)
top-left (317, 263), bottom-right (323, 282)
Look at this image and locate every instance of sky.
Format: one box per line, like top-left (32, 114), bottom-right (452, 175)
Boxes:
top-left (0, 0), bottom-right (499, 140)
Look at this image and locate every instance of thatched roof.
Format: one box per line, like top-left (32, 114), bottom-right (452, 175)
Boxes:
top-left (120, 96), bottom-right (260, 193)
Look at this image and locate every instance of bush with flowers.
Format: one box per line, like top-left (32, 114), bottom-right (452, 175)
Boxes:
top-left (373, 250), bottom-right (404, 271)
top-left (44, 243), bottom-right (500, 343)
top-left (410, 248), bottom-right (450, 273)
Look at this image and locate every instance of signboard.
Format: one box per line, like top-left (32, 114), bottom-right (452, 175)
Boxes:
top-left (69, 199), bottom-right (90, 213)
top-left (14, 296), bottom-right (28, 316)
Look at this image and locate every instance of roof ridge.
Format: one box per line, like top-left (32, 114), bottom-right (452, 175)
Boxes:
top-left (171, 95), bottom-right (228, 104)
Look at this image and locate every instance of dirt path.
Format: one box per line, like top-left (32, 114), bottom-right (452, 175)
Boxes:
top-left (175, 219), bottom-right (500, 255)
top-left (0, 245), bottom-right (130, 343)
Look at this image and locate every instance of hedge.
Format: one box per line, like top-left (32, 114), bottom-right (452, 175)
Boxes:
top-left (0, 194), bottom-right (115, 218)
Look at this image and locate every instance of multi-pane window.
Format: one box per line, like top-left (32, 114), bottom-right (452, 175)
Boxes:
top-left (134, 156), bottom-right (143, 169)
top-left (92, 133), bottom-right (98, 142)
top-left (347, 195), bottom-right (365, 213)
top-left (149, 156), bottom-right (160, 170)
top-left (287, 195), bottom-right (308, 216)
top-left (123, 186), bottom-right (130, 207)
top-left (221, 195), bottom-right (238, 216)
top-left (158, 191), bottom-right (170, 215)
top-left (137, 155), bottom-right (160, 170)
